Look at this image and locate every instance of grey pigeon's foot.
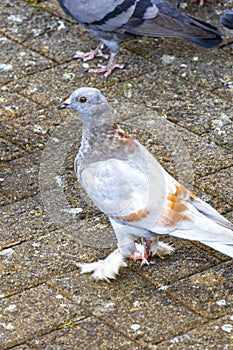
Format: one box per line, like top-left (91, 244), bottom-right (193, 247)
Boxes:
top-left (190, 0), bottom-right (214, 6)
top-left (89, 62), bottom-right (124, 78)
top-left (72, 49), bottom-right (109, 62)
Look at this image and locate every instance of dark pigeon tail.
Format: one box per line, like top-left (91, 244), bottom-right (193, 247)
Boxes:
top-left (186, 33), bottom-right (222, 49)
top-left (187, 36), bottom-right (222, 49)
top-left (221, 10), bottom-right (233, 30)
top-left (186, 15), bottom-right (222, 48)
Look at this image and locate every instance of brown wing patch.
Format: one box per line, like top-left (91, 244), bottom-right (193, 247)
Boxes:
top-left (174, 183), bottom-right (190, 199)
top-left (114, 124), bottom-right (134, 143)
top-left (161, 184), bottom-right (191, 227)
top-left (112, 208), bottom-right (150, 222)
top-left (106, 123), bottom-right (136, 153)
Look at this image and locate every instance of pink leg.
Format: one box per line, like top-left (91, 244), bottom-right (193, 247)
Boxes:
top-left (88, 53), bottom-right (124, 78)
top-left (128, 239), bottom-right (151, 266)
top-left (129, 238), bottom-right (174, 266)
top-left (72, 43), bottom-right (109, 62)
top-left (190, 0), bottom-right (214, 7)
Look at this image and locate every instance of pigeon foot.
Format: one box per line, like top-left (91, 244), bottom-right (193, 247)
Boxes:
top-left (151, 241), bottom-right (175, 258)
top-left (129, 240), bottom-right (174, 262)
top-left (129, 240), bottom-right (151, 261)
top-left (72, 43), bottom-right (109, 62)
top-left (78, 249), bottom-right (127, 281)
top-left (89, 62), bottom-right (124, 78)
top-left (190, 0), bottom-right (214, 7)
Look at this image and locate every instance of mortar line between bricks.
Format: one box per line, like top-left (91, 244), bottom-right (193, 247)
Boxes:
top-left (2, 32), bottom-right (59, 65)
top-left (199, 132), bottom-right (233, 151)
top-left (22, 0), bottom-right (78, 25)
top-left (97, 309), bottom-right (208, 347)
top-left (149, 319), bottom-right (211, 347)
top-left (1, 315), bottom-right (91, 350)
top-left (195, 164), bottom-right (233, 179)
top-left (219, 40), bottom-right (233, 49)
top-left (16, 315), bottom-right (142, 350)
top-left (0, 134), bottom-right (32, 156)
top-left (166, 286), bottom-right (227, 322)
top-left (41, 277), bottom-right (146, 345)
top-left (191, 249), bottom-right (232, 264)
top-left (1, 265), bottom-right (81, 299)
top-left (164, 260), bottom-right (232, 321)
top-left (0, 222), bottom-right (109, 252)
top-left (0, 221), bottom-right (63, 249)
top-left (128, 51), bottom-right (233, 103)
top-left (130, 257), bottom-right (224, 290)
top-left (4, 4), bottom-right (233, 104)
top-left (0, 188), bottom-right (41, 207)
top-left (2, 62), bottom-right (57, 87)
top-left (42, 280), bottom-right (145, 347)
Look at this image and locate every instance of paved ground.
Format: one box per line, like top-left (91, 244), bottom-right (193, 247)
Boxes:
top-left (0, 0), bottom-right (233, 349)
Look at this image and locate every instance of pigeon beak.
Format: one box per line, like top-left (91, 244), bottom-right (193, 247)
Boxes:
top-left (57, 97), bottom-right (72, 110)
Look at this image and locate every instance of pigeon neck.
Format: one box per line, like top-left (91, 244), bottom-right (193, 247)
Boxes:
top-left (81, 106), bottom-right (115, 134)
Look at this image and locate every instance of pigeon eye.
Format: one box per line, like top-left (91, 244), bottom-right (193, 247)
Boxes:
top-left (78, 96), bottom-right (87, 103)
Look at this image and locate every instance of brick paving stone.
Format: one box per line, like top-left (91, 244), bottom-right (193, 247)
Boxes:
top-left (226, 211), bottom-right (233, 222)
top-left (155, 314), bottom-right (233, 350)
top-left (0, 137), bottom-right (26, 161)
top-left (195, 166), bottom-right (233, 207)
top-left (6, 55), bottom-right (156, 107)
top-left (27, 316), bottom-right (139, 350)
top-left (0, 152), bottom-right (41, 205)
top-left (0, 194), bottom-right (56, 248)
top-left (107, 70), bottom-right (233, 147)
top-left (47, 270), bottom-right (205, 347)
top-left (10, 346), bottom-right (33, 350)
top-left (0, 283), bottom-right (84, 349)
top-left (1, 0), bottom-right (56, 44)
top-left (125, 37), bottom-right (233, 99)
top-left (25, 17), bottom-right (95, 64)
top-left (0, 88), bottom-right (39, 122)
top-left (168, 261), bottom-right (233, 319)
top-left (0, 37), bottom-right (53, 84)
top-left (0, 107), bottom-right (66, 153)
top-left (0, 227), bottom-right (104, 297)
top-left (203, 119), bottom-right (233, 150)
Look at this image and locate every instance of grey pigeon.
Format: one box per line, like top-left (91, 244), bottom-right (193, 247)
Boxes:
top-left (58, 87), bottom-right (233, 280)
top-left (57, 0), bottom-right (222, 77)
top-left (221, 10), bottom-right (233, 30)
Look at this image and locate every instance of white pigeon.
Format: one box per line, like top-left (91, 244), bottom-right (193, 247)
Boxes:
top-left (57, 0), bottom-right (222, 77)
top-left (58, 87), bottom-right (233, 280)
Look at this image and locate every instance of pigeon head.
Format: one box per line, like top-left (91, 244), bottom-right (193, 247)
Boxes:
top-left (58, 87), bottom-right (113, 127)
top-left (58, 87), bottom-right (105, 112)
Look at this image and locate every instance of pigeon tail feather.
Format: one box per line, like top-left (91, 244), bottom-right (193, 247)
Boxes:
top-left (200, 242), bottom-right (233, 258)
top-left (124, 13), bottom-right (222, 48)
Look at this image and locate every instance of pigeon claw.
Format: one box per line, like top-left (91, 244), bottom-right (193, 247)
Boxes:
top-left (190, 0), bottom-right (214, 7)
top-left (72, 49), bottom-right (109, 62)
top-left (129, 241), bottom-right (151, 261)
top-left (89, 62), bottom-right (124, 78)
